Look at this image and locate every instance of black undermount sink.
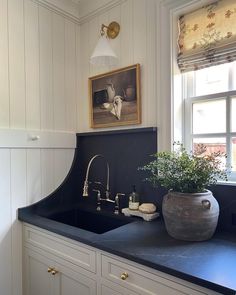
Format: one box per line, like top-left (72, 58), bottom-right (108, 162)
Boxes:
top-left (46, 208), bottom-right (134, 234)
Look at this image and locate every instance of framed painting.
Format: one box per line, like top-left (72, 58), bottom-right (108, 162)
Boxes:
top-left (89, 64), bottom-right (141, 128)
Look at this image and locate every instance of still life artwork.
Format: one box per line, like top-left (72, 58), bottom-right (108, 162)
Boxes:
top-left (89, 64), bottom-right (141, 128)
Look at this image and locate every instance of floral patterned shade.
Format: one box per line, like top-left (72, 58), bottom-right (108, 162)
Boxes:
top-left (178, 0), bottom-right (236, 72)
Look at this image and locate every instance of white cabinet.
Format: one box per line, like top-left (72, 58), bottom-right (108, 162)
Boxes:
top-left (24, 248), bottom-right (54, 295)
top-left (100, 280), bottom-right (138, 295)
top-left (101, 254), bottom-right (214, 295)
top-left (24, 247), bottom-right (96, 295)
top-left (22, 224), bottom-right (221, 295)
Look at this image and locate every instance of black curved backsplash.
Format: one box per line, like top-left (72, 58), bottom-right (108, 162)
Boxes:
top-left (23, 127), bottom-right (236, 233)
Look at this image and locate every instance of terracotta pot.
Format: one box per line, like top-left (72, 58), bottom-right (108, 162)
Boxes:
top-left (162, 190), bottom-right (219, 241)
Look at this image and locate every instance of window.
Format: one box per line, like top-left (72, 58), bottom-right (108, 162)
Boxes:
top-left (183, 61), bottom-right (236, 181)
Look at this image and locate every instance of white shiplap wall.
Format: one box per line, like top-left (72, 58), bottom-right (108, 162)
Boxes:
top-left (0, 0), bottom-right (79, 294)
top-left (77, 0), bottom-right (158, 132)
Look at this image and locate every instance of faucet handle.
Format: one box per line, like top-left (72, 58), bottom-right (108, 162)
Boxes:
top-left (114, 193), bottom-right (126, 214)
top-left (93, 189), bottom-right (101, 211)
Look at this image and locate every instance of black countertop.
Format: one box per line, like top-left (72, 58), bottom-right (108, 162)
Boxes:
top-left (18, 206), bottom-right (236, 295)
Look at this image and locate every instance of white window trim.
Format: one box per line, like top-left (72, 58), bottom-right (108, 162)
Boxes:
top-left (184, 89), bottom-right (236, 181)
top-left (158, 0), bottom-right (215, 152)
top-left (160, 0), bottom-right (236, 184)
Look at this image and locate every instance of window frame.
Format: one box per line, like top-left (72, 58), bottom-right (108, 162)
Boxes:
top-left (166, 0), bottom-right (236, 185)
top-left (183, 73), bottom-right (236, 181)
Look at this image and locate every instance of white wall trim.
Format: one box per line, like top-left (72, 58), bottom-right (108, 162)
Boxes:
top-left (78, 0), bottom-right (126, 24)
top-left (0, 129), bottom-right (76, 148)
top-left (30, 0), bottom-right (128, 24)
top-left (30, 0), bottom-right (80, 23)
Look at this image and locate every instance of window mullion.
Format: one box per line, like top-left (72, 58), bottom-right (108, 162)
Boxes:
top-left (228, 62), bottom-right (234, 91)
top-left (226, 96), bottom-right (232, 171)
top-left (190, 90), bottom-right (236, 102)
top-left (184, 99), bottom-right (192, 151)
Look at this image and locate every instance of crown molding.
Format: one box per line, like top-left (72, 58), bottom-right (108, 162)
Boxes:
top-left (31, 0), bottom-right (80, 23)
top-left (31, 0), bottom-right (126, 24)
top-left (78, 0), bottom-right (126, 24)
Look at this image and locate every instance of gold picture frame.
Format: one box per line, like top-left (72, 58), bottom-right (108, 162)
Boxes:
top-left (89, 64), bottom-right (141, 128)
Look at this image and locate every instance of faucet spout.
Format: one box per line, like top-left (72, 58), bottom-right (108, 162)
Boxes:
top-left (82, 154), bottom-right (110, 197)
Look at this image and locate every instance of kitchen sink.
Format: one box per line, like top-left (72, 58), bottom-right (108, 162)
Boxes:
top-left (47, 208), bottom-right (134, 234)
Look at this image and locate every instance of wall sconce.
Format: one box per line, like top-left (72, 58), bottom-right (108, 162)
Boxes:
top-left (90, 21), bottom-right (120, 66)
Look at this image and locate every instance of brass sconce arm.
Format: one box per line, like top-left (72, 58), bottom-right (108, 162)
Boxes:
top-left (100, 21), bottom-right (120, 39)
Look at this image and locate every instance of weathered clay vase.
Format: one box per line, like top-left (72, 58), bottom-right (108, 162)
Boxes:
top-left (162, 190), bottom-right (219, 241)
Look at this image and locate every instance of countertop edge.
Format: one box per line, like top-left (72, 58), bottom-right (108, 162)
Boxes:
top-left (18, 211), bottom-right (236, 295)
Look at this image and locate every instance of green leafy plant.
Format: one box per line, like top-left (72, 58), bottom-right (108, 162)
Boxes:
top-left (140, 143), bottom-right (228, 193)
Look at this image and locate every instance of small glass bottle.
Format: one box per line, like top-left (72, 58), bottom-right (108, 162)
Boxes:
top-left (128, 185), bottom-right (139, 210)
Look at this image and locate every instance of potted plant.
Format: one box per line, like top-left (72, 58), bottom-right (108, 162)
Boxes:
top-left (141, 143), bottom-right (228, 241)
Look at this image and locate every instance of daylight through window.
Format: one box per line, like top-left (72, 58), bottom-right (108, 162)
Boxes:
top-left (183, 61), bottom-right (236, 180)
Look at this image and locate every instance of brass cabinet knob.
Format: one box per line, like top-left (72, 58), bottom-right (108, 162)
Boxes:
top-left (51, 269), bottom-right (59, 275)
top-left (120, 272), bottom-right (128, 280)
top-left (47, 267), bottom-right (59, 275)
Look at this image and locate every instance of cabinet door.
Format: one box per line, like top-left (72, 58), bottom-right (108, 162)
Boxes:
top-left (24, 247), bottom-right (97, 295)
top-left (24, 248), bottom-right (55, 295)
top-left (54, 261), bottom-right (97, 295)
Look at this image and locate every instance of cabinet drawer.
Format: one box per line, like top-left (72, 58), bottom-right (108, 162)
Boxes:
top-left (24, 225), bottom-right (96, 273)
top-left (101, 255), bottom-right (206, 295)
top-left (101, 278), bottom-right (138, 295)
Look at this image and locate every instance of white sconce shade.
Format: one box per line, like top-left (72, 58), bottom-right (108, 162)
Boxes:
top-left (90, 21), bottom-right (120, 66)
top-left (90, 35), bottom-right (118, 66)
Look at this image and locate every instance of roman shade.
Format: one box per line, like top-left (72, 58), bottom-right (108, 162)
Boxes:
top-left (177, 0), bottom-right (236, 72)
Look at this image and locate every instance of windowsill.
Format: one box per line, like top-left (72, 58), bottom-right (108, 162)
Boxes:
top-left (217, 180), bottom-right (236, 186)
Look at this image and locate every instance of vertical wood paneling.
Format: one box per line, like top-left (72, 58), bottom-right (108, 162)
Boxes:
top-left (8, 0), bottom-right (26, 128)
top-left (11, 149), bottom-right (27, 295)
top-left (65, 20), bottom-right (77, 131)
top-left (89, 16), bottom-right (100, 77)
top-left (65, 149), bottom-right (75, 174)
top-left (76, 24), bottom-right (81, 130)
top-left (78, 21), bottom-right (89, 132)
top-left (133, 0), bottom-right (147, 125)
top-left (52, 13), bottom-right (66, 130)
top-left (24, 0), bottom-right (40, 130)
top-left (146, 0), bottom-right (157, 126)
top-left (133, 0), bottom-right (147, 63)
top-left (0, 1), bottom-right (78, 295)
top-left (54, 149), bottom-right (70, 188)
top-left (41, 149), bottom-right (55, 197)
top-left (78, 0), bottom-right (157, 131)
top-left (0, 150), bottom-right (12, 295)
top-left (120, 0), bottom-right (133, 66)
top-left (26, 149), bottom-right (41, 204)
top-left (0, 0), bottom-right (10, 128)
top-left (39, 6), bottom-right (54, 130)
top-left (97, 12), bottom-right (109, 75)
top-left (108, 5), bottom-right (121, 71)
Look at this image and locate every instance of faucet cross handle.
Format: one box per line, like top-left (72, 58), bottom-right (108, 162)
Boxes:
top-left (114, 193), bottom-right (126, 215)
top-left (93, 189), bottom-right (101, 211)
top-left (94, 181), bottom-right (110, 200)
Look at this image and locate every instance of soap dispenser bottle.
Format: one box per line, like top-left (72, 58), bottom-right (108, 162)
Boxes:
top-left (129, 185), bottom-right (139, 210)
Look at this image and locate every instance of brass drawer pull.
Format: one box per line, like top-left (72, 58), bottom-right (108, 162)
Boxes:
top-left (120, 272), bottom-right (128, 280)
